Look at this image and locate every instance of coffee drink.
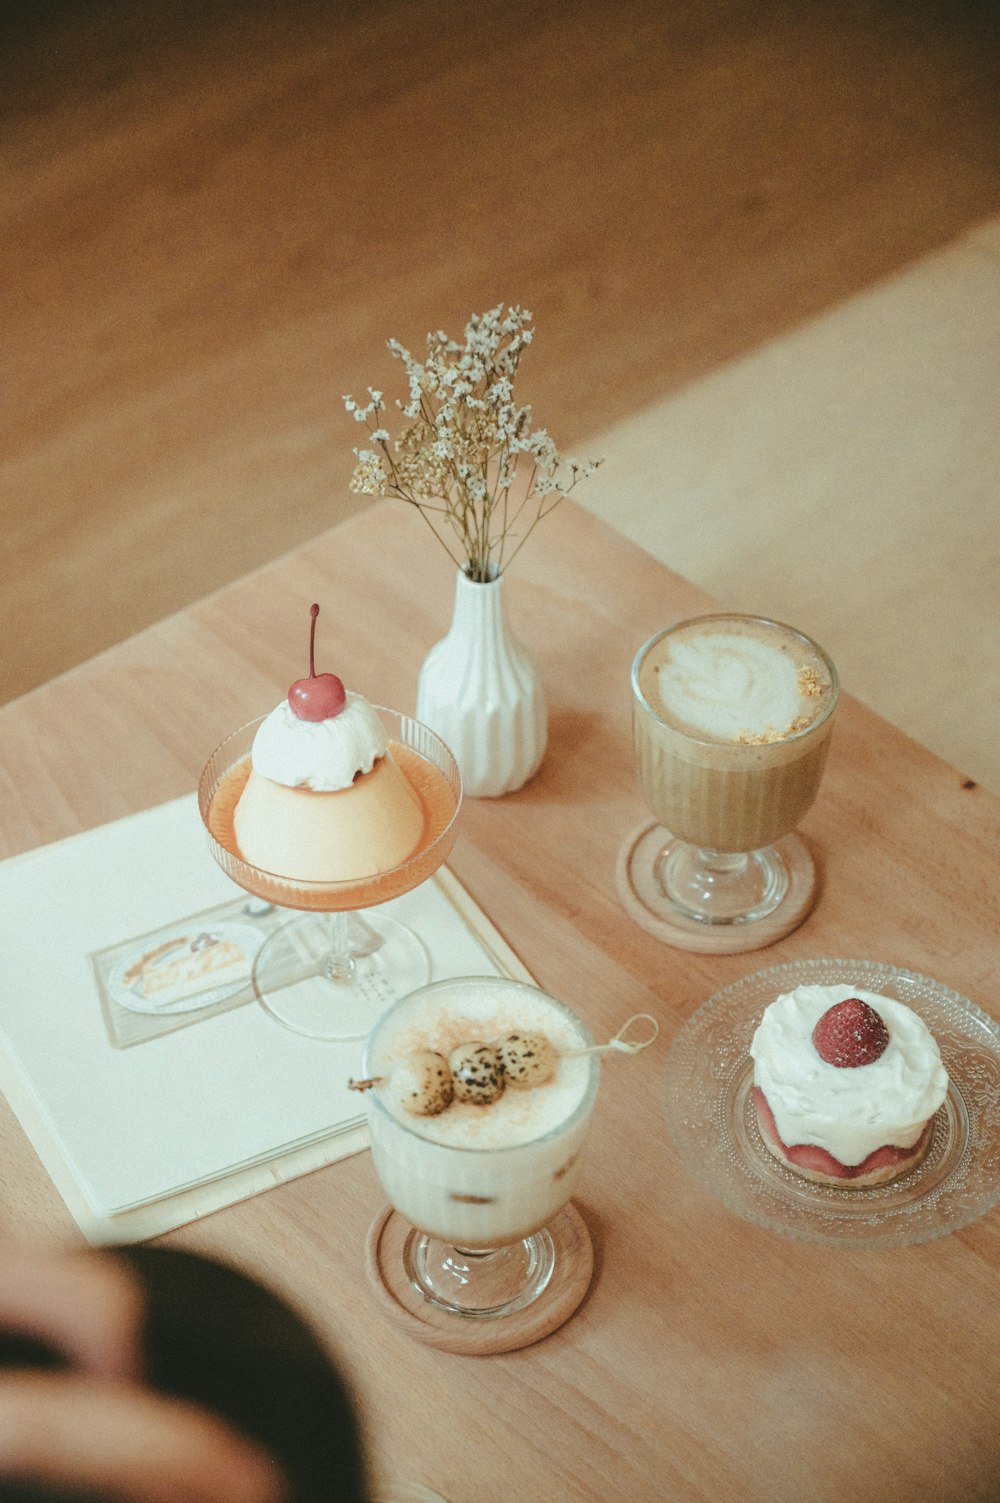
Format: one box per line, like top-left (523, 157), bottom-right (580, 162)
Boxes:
top-left (362, 977), bottom-right (599, 1250)
top-left (633, 615), bottom-right (838, 852)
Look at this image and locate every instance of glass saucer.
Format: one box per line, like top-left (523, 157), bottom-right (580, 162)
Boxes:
top-left (662, 958), bottom-right (1000, 1248)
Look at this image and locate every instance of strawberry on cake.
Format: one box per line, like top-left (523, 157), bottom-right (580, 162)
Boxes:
top-left (750, 984), bottom-right (949, 1187)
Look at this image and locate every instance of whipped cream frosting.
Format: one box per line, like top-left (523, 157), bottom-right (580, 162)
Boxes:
top-left (750, 984), bottom-right (949, 1165)
top-left (250, 693), bottom-right (387, 791)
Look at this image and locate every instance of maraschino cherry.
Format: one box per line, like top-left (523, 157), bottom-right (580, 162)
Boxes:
top-left (287, 603), bottom-right (347, 721)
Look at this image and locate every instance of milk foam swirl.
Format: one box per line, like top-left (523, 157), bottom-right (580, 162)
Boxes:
top-left (655, 626), bottom-right (818, 741)
top-left (250, 693), bottom-right (387, 791)
top-left (750, 984), bottom-right (949, 1164)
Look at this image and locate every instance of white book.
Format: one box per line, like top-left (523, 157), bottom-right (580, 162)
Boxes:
top-left (0, 795), bottom-right (528, 1243)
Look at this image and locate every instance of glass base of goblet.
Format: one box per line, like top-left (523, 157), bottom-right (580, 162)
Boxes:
top-left (365, 1203), bottom-right (594, 1353)
top-left (616, 821), bottom-right (817, 954)
top-left (404, 1228), bottom-right (556, 1318)
top-left (252, 910), bottom-right (430, 1041)
top-left (660, 839), bottom-right (788, 922)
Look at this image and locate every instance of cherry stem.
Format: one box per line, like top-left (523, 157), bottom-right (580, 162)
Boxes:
top-left (308, 602), bottom-right (320, 678)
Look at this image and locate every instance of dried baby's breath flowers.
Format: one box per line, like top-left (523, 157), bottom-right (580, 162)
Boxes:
top-left (344, 304), bottom-right (602, 582)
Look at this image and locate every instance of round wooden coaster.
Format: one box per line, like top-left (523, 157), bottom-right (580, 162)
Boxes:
top-left (365, 1203), bottom-right (594, 1356)
top-left (616, 822), bottom-right (816, 954)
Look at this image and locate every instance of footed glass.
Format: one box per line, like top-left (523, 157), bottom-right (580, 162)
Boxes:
top-left (198, 708), bottom-right (461, 1041)
top-left (361, 976), bottom-right (600, 1323)
top-left (619, 614), bottom-right (839, 953)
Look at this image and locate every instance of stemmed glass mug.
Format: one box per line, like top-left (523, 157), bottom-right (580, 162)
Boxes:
top-left (360, 975), bottom-right (601, 1321)
top-left (199, 707), bottom-right (462, 1040)
top-left (618, 613), bottom-right (839, 953)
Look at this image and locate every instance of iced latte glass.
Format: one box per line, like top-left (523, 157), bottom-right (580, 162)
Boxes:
top-left (619, 613), bottom-right (839, 953)
top-left (361, 976), bottom-right (600, 1322)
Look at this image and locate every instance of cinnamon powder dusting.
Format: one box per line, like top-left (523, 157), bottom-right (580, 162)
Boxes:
top-left (797, 666), bottom-right (825, 698)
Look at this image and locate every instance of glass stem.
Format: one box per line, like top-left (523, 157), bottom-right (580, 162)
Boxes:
top-left (695, 848), bottom-right (749, 883)
top-left (323, 910), bottom-right (357, 982)
top-left (656, 839), bottom-right (787, 925)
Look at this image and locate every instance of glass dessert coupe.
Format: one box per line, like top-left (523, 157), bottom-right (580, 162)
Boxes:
top-left (198, 708), bottom-right (462, 1041)
top-left (619, 613), bottom-right (840, 954)
top-left (361, 976), bottom-right (600, 1326)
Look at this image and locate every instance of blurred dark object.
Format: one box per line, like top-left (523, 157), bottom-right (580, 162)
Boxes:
top-left (117, 1247), bottom-right (369, 1503)
top-left (0, 1245), bottom-right (369, 1503)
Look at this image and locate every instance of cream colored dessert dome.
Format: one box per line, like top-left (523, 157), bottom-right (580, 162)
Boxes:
top-left (233, 692), bottom-right (424, 883)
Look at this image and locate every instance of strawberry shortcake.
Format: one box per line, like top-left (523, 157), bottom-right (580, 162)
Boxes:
top-left (750, 984), bottom-right (949, 1187)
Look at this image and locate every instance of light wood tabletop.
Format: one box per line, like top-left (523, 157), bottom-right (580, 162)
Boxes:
top-left (1, 499), bottom-right (999, 1503)
top-left (6, 0), bottom-right (1000, 716)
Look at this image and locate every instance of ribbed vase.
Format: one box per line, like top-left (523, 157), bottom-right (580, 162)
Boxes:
top-left (415, 569), bottom-right (547, 797)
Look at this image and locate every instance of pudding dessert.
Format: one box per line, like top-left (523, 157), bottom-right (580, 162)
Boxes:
top-left (750, 984), bottom-right (949, 1186)
top-left (205, 605), bottom-right (458, 901)
top-left (633, 615), bottom-right (838, 852)
top-left (359, 977), bottom-right (600, 1249)
top-left (231, 694), bottom-right (424, 882)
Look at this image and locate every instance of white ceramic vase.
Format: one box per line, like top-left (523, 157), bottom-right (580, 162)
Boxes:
top-left (415, 569), bottom-right (547, 798)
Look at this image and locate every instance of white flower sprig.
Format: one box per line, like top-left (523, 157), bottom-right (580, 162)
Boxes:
top-left (344, 304), bottom-right (602, 582)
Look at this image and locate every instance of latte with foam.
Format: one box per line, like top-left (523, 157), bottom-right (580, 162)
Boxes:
top-left (362, 977), bottom-right (599, 1248)
top-left (633, 615), bottom-right (838, 852)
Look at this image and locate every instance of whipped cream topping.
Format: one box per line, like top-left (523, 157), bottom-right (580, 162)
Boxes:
top-left (250, 693), bottom-right (387, 791)
top-left (750, 984), bottom-right (949, 1165)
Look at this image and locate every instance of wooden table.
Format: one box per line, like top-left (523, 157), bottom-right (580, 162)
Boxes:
top-left (2, 500), bottom-right (998, 1503)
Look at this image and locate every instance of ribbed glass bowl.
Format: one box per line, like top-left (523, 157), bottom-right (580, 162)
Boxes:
top-left (198, 707), bottom-right (462, 913)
